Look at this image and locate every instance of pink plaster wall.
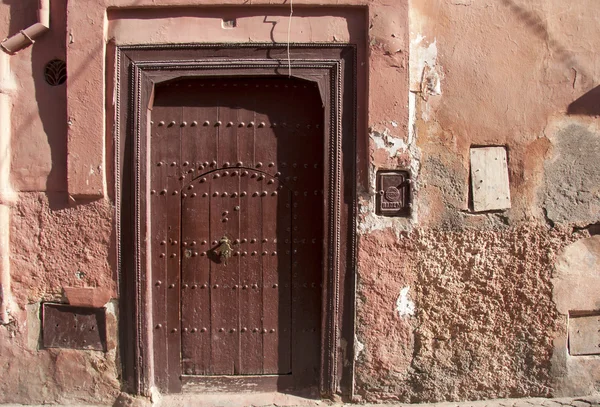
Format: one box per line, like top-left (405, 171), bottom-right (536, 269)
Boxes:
top-left (0, 0), bottom-right (599, 404)
top-left (3, 0), bottom-right (67, 192)
top-left (409, 0), bottom-right (600, 227)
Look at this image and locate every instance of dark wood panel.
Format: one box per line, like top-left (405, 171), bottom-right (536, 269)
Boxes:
top-left (287, 84), bottom-right (324, 386)
top-left (238, 107), bottom-right (264, 374)
top-left (180, 97), bottom-right (219, 376)
top-left (209, 173), bottom-right (239, 375)
top-left (165, 104), bottom-right (183, 392)
top-left (180, 174), bottom-right (212, 375)
top-left (236, 90), bottom-right (255, 168)
top-left (149, 104), bottom-right (172, 391)
top-left (262, 180), bottom-right (292, 374)
top-left (153, 76), bottom-right (324, 389)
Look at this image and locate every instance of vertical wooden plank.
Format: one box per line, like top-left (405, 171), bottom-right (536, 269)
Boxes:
top-left (209, 89), bottom-right (240, 375)
top-left (208, 174), bottom-right (240, 375)
top-left (291, 188), bottom-right (323, 381)
top-left (217, 82), bottom-right (238, 168)
top-left (178, 79), bottom-right (220, 375)
top-left (262, 178), bottom-right (292, 374)
top-left (180, 175), bottom-right (211, 375)
top-left (149, 107), bottom-right (169, 391)
top-left (193, 81), bottom-right (220, 174)
top-left (235, 81), bottom-right (255, 169)
top-left (254, 80), bottom-right (285, 172)
top-left (165, 103), bottom-right (183, 392)
top-left (272, 81), bottom-right (324, 384)
top-left (292, 83), bottom-right (325, 383)
top-left (182, 82), bottom-right (219, 374)
top-left (237, 96), bottom-right (264, 374)
top-left (180, 99), bottom-right (213, 375)
top-left (179, 97), bottom-right (196, 377)
top-left (251, 79), bottom-right (287, 374)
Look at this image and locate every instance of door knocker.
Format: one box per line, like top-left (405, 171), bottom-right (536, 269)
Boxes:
top-left (213, 236), bottom-right (232, 265)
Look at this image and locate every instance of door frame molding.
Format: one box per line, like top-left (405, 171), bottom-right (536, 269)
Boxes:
top-left (114, 44), bottom-right (357, 398)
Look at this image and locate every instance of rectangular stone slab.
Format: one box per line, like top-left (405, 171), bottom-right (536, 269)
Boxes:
top-left (470, 146), bottom-right (511, 212)
top-left (569, 314), bottom-right (600, 356)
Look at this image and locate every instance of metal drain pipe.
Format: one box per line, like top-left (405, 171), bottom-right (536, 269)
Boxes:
top-left (0, 0), bottom-right (50, 324)
top-left (1, 0), bottom-right (50, 54)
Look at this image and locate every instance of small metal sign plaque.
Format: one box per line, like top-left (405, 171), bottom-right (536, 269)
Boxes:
top-left (42, 303), bottom-right (106, 351)
top-left (376, 170), bottom-right (411, 217)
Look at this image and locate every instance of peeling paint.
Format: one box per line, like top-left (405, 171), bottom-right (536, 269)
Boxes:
top-left (354, 335), bottom-right (365, 360)
top-left (408, 92), bottom-right (417, 145)
top-left (396, 286), bottom-right (415, 318)
top-left (105, 299), bottom-right (117, 317)
top-left (422, 64), bottom-right (441, 97)
top-left (149, 386), bottom-right (162, 404)
top-left (370, 128), bottom-right (407, 158)
top-left (406, 93), bottom-right (421, 178)
top-left (359, 104), bottom-right (421, 236)
top-left (409, 35), bottom-right (438, 92)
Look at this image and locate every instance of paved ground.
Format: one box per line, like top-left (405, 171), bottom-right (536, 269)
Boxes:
top-left (360, 394), bottom-right (600, 407)
top-left (3, 393), bottom-right (600, 407)
top-left (155, 393), bottom-right (600, 407)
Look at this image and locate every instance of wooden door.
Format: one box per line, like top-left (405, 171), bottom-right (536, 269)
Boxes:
top-left (150, 77), bottom-right (324, 392)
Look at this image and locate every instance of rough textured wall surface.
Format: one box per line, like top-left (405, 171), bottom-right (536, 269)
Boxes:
top-left (11, 193), bottom-right (116, 305)
top-left (0, 305), bottom-right (120, 405)
top-left (0, 193), bottom-right (119, 404)
top-left (541, 123), bottom-right (600, 226)
top-left (355, 0), bottom-right (600, 402)
top-left (355, 226), bottom-right (581, 402)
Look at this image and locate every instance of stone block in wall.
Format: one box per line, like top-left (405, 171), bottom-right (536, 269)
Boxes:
top-left (470, 146), bottom-right (511, 212)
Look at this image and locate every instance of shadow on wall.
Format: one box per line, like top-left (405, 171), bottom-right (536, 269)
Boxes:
top-left (575, 223), bottom-right (600, 236)
top-left (499, 0), bottom-right (590, 78)
top-left (4, 0), bottom-right (68, 209)
top-left (568, 86), bottom-right (600, 116)
top-left (499, 0), bottom-right (600, 117)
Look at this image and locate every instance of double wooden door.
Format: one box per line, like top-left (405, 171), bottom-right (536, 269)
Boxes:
top-left (150, 77), bottom-right (324, 392)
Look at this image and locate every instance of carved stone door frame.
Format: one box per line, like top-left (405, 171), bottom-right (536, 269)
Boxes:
top-left (115, 44), bottom-right (357, 397)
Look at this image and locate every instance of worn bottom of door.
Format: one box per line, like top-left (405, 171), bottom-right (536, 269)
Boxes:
top-left (150, 76), bottom-right (324, 393)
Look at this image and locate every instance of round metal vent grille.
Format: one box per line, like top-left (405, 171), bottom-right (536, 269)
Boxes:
top-left (44, 59), bottom-right (66, 86)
